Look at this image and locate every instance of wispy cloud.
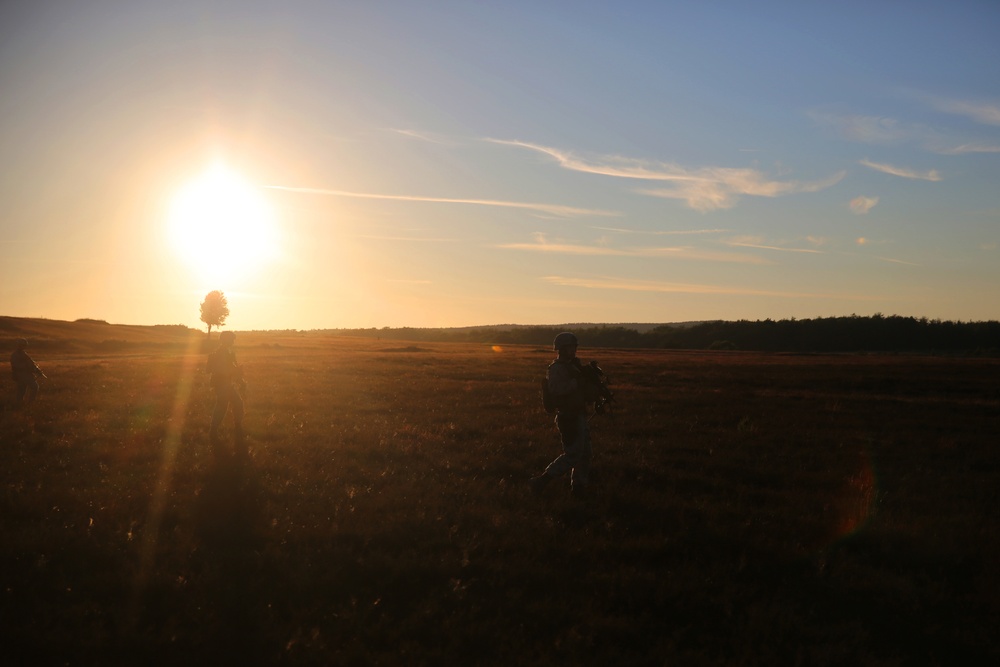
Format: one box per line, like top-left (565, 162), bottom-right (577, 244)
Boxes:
top-left (488, 139), bottom-right (844, 212)
top-left (809, 111), bottom-right (911, 144)
top-left (489, 139), bottom-right (675, 179)
top-left (723, 235), bottom-right (824, 254)
top-left (874, 256), bottom-right (919, 266)
top-left (854, 239), bottom-right (917, 265)
top-left (856, 237), bottom-right (896, 247)
top-left (498, 235), bottom-right (767, 264)
top-left (638, 169), bottom-right (845, 213)
top-left (930, 98), bottom-right (1000, 126)
top-left (387, 128), bottom-right (452, 143)
top-left (264, 185), bottom-right (618, 218)
top-left (498, 241), bottom-right (630, 257)
top-left (590, 226), bottom-right (730, 235)
top-left (936, 142), bottom-right (1000, 155)
top-left (353, 234), bottom-right (458, 242)
top-left (543, 275), bottom-right (875, 300)
top-left (859, 159), bottom-right (941, 181)
top-left (809, 108), bottom-right (1000, 155)
top-left (850, 196), bottom-right (880, 214)
top-left (725, 242), bottom-right (823, 254)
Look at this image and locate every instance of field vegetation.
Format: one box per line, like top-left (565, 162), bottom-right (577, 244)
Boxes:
top-left (2, 319), bottom-right (998, 665)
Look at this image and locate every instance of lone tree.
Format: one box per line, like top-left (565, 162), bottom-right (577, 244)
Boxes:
top-left (199, 290), bottom-right (230, 337)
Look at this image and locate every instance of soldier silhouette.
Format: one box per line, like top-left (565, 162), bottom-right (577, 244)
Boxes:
top-left (10, 338), bottom-right (46, 409)
top-left (531, 332), bottom-right (600, 497)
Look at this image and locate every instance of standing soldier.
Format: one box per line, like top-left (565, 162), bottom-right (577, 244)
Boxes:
top-left (531, 332), bottom-right (598, 497)
top-left (207, 331), bottom-right (246, 460)
top-left (10, 338), bottom-right (46, 409)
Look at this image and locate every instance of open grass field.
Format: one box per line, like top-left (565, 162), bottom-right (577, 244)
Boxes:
top-left (2, 326), bottom-right (999, 665)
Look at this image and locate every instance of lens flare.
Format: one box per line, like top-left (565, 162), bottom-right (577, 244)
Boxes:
top-left (833, 449), bottom-right (880, 539)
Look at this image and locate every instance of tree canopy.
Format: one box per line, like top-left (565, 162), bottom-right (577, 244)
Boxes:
top-left (199, 290), bottom-right (229, 336)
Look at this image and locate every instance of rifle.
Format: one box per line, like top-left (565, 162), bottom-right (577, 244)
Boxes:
top-left (577, 360), bottom-right (616, 421)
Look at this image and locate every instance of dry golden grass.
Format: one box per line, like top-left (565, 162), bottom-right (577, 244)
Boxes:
top-left (2, 319), bottom-right (998, 665)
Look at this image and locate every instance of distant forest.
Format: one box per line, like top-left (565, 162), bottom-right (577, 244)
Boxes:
top-left (333, 315), bottom-right (1000, 354)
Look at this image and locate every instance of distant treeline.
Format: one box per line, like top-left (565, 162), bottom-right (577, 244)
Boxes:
top-left (333, 315), bottom-right (1000, 353)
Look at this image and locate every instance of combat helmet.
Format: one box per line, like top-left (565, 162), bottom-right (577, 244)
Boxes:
top-left (553, 331), bottom-right (578, 350)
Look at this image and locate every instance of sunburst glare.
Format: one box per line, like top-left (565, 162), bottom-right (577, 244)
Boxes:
top-left (167, 164), bottom-right (280, 284)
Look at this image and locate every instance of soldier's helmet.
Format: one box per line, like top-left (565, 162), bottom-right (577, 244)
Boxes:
top-left (16, 338), bottom-right (28, 348)
top-left (219, 331), bottom-right (236, 344)
top-left (553, 332), bottom-right (578, 350)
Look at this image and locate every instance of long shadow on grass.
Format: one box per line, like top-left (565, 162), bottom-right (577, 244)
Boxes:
top-left (185, 459), bottom-right (271, 663)
top-left (195, 459), bottom-right (265, 550)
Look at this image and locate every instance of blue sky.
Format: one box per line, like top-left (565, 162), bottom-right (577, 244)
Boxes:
top-left (2, 1), bottom-right (998, 330)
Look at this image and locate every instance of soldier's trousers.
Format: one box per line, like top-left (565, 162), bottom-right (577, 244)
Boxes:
top-left (210, 383), bottom-right (244, 437)
top-left (544, 412), bottom-right (591, 487)
top-left (13, 373), bottom-right (38, 406)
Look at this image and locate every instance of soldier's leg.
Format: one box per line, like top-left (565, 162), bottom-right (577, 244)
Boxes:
top-left (230, 389), bottom-right (246, 456)
top-left (231, 388), bottom-right (244, 431)
top-left (14, 380), bottom-right (28, 407)
top-left (543, 413), bottom-right (581, 479)
top-left (24, 377), bottom-right (38, 405)
top-left (569, 416), bottom-right (592, 490)
top-left (210, 388), bottom-right (229, 452)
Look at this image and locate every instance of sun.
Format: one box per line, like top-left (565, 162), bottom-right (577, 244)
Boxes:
top-left (167, 164), bottom-right (279, 283)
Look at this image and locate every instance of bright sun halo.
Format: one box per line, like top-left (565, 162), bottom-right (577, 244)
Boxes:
top-left (168, 164), bottom-right (279, 282)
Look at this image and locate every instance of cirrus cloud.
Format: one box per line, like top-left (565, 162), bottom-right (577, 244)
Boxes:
top-left (859, 159), bottom-right (941, 181)
top-left (850, 196), bottom-right (880, 214)
top-left (497, 234), bottom-right (768, 264)
top-left (809, 111), bottom-right (911, 144)
top-left (542, 275), bottom-right (877, 301)
top-left (930, 98), bottom-right (1000, 126)
top-left (264, 185), bottom-right (618, 218)
top-left (489, 139), bottom-right (845, 212)
top-left (809, 107), bottom-right (1000, 155)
